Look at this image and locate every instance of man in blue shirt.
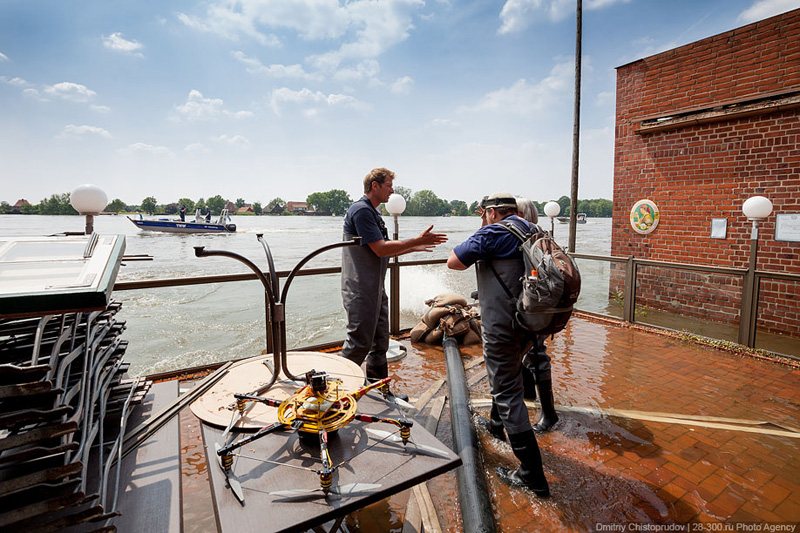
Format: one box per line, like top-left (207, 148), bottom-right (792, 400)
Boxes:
top-left (341, 168), bottom-right (447, 392)
top-left (447, 192), bottom-right (550, 497)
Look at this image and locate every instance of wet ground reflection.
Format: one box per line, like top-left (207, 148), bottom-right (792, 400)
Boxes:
top-left (348, 315), bottom-right (800, 531)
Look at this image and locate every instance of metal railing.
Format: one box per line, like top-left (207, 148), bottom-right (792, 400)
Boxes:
top-left (113, 253), bottom-right (800, 360)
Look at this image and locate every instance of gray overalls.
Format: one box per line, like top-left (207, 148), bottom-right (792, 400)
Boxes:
top-left (476, 258), bottom-right (533, 435)
top-left (341, 219), bottom-right (390, 381)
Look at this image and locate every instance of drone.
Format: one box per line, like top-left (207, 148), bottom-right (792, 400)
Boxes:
top-left (214, 369), bottom-right (448, 503)
top-left (194, 237), bottom-right (448, 504)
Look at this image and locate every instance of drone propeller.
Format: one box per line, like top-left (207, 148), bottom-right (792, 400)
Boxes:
top-left (270, 482), bottom-right (381, 502)
top-left (365, 428), bottom-right (451, 459)
top-left (366, 390), bottom-right (416, 411)
top-left (214, 443), bottom-right (245, 503)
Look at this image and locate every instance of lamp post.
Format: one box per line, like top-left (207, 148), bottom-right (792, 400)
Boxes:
top-left (738, 195), bottom-right (773, 346)
top-left (386, 193), bottom-right (407, 335)
top-left (544, 201), bottom-right (561, 238)
top-left (70, 184), bottom-right (108, 235)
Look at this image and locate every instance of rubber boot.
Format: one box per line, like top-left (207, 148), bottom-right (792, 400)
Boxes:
top-left (521, 365), bottom-right (537, 402)
top-left (496, 430), bottom-right (550, 497)
top-left (477, 402), bottom-right (506, 441)
top-left (532, 380), bottom-right (559, 433)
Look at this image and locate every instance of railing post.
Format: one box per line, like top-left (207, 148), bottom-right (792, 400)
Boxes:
top-left (390, 217), bottom-right (401, 335)
top-left (738, 232), bottom-right (759, 347)
top-left (623, 255), bottom-right (636, 323)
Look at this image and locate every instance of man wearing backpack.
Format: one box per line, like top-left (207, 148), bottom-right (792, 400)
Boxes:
top-left (446, 193), bottom-right (550, 497)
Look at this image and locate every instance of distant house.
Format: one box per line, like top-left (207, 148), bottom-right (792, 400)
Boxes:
top-left (224, 201), bottom-right (236, 213)
top-left (12, 199), bottom-right (31, 214)
top-left (236, 205), bottom-right (254, 215)
top-left (269, 203), bottom-right (285, 215)
top-left (286, 201), bottom-right (315, 215)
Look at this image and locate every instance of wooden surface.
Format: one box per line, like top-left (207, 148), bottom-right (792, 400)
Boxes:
top-left (114, 380), bottom-right (181, 533)
top-left (202, 392), bottom-right (461, 533)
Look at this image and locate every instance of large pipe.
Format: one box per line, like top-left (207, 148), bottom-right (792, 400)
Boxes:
top-left (443, 336), bottom-right (497, 533)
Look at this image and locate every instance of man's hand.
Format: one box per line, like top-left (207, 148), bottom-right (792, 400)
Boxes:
top-left (415, 225), bottom-right (448, 246)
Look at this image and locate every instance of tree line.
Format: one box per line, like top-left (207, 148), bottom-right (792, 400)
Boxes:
top-left (1, 190), bottom-right (613, 217)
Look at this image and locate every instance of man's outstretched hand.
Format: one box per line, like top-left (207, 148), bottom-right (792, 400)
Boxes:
top-left (415, 225), bottom-right (448, 248)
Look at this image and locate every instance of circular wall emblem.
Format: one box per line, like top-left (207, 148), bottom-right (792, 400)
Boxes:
top-left (630, 199), bottom-right (660, 234)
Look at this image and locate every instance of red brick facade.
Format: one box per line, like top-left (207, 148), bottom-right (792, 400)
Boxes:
top-left (612, 9), bottom-right (800, 337)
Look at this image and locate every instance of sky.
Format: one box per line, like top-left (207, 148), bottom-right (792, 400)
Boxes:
top-left (1, 0), bottom-right (799, 208)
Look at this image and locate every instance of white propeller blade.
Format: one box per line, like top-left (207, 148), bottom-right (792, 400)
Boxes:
top-left (214, 443), bottom-right (245, 503)
top-left (365, 428), bottom-right (451, 459)
top-left (270, 482), bottom-right (380, 501)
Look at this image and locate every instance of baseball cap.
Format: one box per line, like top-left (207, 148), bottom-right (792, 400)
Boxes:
top-left (479, 193), bottom-right (518, 210)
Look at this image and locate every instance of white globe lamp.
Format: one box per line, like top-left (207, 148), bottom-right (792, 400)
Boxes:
top-left (544, 201), bottom-right (561, 218)
top-left (742, 196), bottom-right (773, 221)
top-left (386, 193), bottom-right (406, 216)
top-left (70, 184), bottom-right (108, 234)
top-left (544, 201), bottom-right (561, 237)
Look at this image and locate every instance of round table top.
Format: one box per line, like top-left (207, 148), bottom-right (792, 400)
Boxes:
top-left (190, 351), bottom-right (365, 429)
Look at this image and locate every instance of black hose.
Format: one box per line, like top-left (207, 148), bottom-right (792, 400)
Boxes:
top-left (443, 336), bottom-right (497, 533)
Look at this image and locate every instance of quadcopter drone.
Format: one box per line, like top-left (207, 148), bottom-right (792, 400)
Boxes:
top-left (195, 237), bottom-right (448, 504)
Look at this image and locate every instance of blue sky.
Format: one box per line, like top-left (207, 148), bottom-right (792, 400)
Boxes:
top-left (1, 0), bottom-right (798, 207)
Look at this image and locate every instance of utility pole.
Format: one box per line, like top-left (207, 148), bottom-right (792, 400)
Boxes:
top-left (568, 0), bottom-right (582, 253)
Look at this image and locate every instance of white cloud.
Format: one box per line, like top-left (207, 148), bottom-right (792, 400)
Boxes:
top-left (102, 32), bottom-right (144, 57)
top-left (1, 76), bottom-right (29, 87)
top-left (43, 82), bottom-right (97, 103)
top-left (231, 50), bottom-right (319, 80)
top-left (174, 90), bottom-right (253, 121)
top-left (180, 1), bottom-right (423, 74)
top-left (738, 0), bottom-right (800, 22)
top-left (184, 142), bottom-right (209, 154)
top-left (0, 51), bottom-right (8, 62)
top-left (499, 0), bottom-right (631, 34)
top-left (428, 118), bottom-right (459, 128)
top-left (91, 104), bottom-right (111, 113)
top-left (390, 75), bottom-right (414, 95)
top-left (269, 87), bottom-right (368, 115)
top-left (332, 59), bottom-right (381, 83)
top-left (215, 134), bottom-right (251, 148)
top-left (595, 90), bottom-right (614, 107)
top-left (118, 143), bottom-right (174, 157)
top-left (459, 60), bottom-right (572, 115)
top-left (57, 124), bottom-right (112, 139)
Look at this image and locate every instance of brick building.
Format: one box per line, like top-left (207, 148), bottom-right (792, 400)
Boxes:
top-left (612, 9), bottom-right (800, 337)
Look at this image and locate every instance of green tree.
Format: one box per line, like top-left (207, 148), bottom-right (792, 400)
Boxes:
top-left (177, 198), bottom-right (196, 213)
top-left (266, 197), bottom-right (285, 214)
top-left (557, 195), bottom-right (571, 217)
top-left (141, 196), bottom-right (158, 215)
top-left (393, 186), bottom-right (413, 202)
top-left (195, 198), bottom-right (206, 212)
top-left (577, 198), bottom-right (613, 217)
top-left (206, 195), bottom-right (226, 214)
top-left (468, 200), bottom-right (480, 215)
top-left (0, 201), bottom-right (10, 214)
top-left (407, 190), bottom-right (449, 216)
top-left (306, 189), bottom-right (352, 216)
top-left (449, 200), bottom-right (469, 216)
top-left (252, 202), bottom-right (262, 215)
top-left (38, 193), bottom-right (76, 215)
top-left (107, 198), bottom-right (127, 213)
top-left (235, 198), bottom-right (246, 208)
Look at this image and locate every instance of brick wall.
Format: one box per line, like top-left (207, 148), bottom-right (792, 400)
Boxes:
top-left (612, 9), bottom-right (800, 337)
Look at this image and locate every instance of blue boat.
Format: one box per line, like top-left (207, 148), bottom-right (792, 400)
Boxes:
top-left (127, 209), bottom-right (236, 234)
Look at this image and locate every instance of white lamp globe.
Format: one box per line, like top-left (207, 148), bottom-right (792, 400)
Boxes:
top-left (544, 201), bottom-right (561, 218)
top-left (742, 196), bottom-right (773, 220)
top-left (386, 193), bottom-right (407, 216)
top-left (70, 184), bottom-right (108, 214)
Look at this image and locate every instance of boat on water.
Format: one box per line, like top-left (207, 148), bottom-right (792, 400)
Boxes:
top-left (127, 209), bottom-right (236, 234)
top-left (556, 213), bottom-right (587, 224)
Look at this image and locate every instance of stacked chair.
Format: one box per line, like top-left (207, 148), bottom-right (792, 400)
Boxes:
top-left (0, 303), bottom-right (150, 531)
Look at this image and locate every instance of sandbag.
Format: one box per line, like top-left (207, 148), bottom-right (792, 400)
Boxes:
top-left (411, 293), bottom-right (481, 346)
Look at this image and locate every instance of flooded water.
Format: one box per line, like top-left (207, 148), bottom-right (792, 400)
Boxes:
top-left (0, 214), bottom-right (611, 376)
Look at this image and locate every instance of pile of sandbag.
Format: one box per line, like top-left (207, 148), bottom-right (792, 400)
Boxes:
top-left (410, 293), bottom-right (481, 345)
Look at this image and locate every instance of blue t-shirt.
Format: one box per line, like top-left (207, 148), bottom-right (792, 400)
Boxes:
top-left (343, 196), bottom-right (389, 245)
top-left (453, 215), bottom-right (535, 267)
